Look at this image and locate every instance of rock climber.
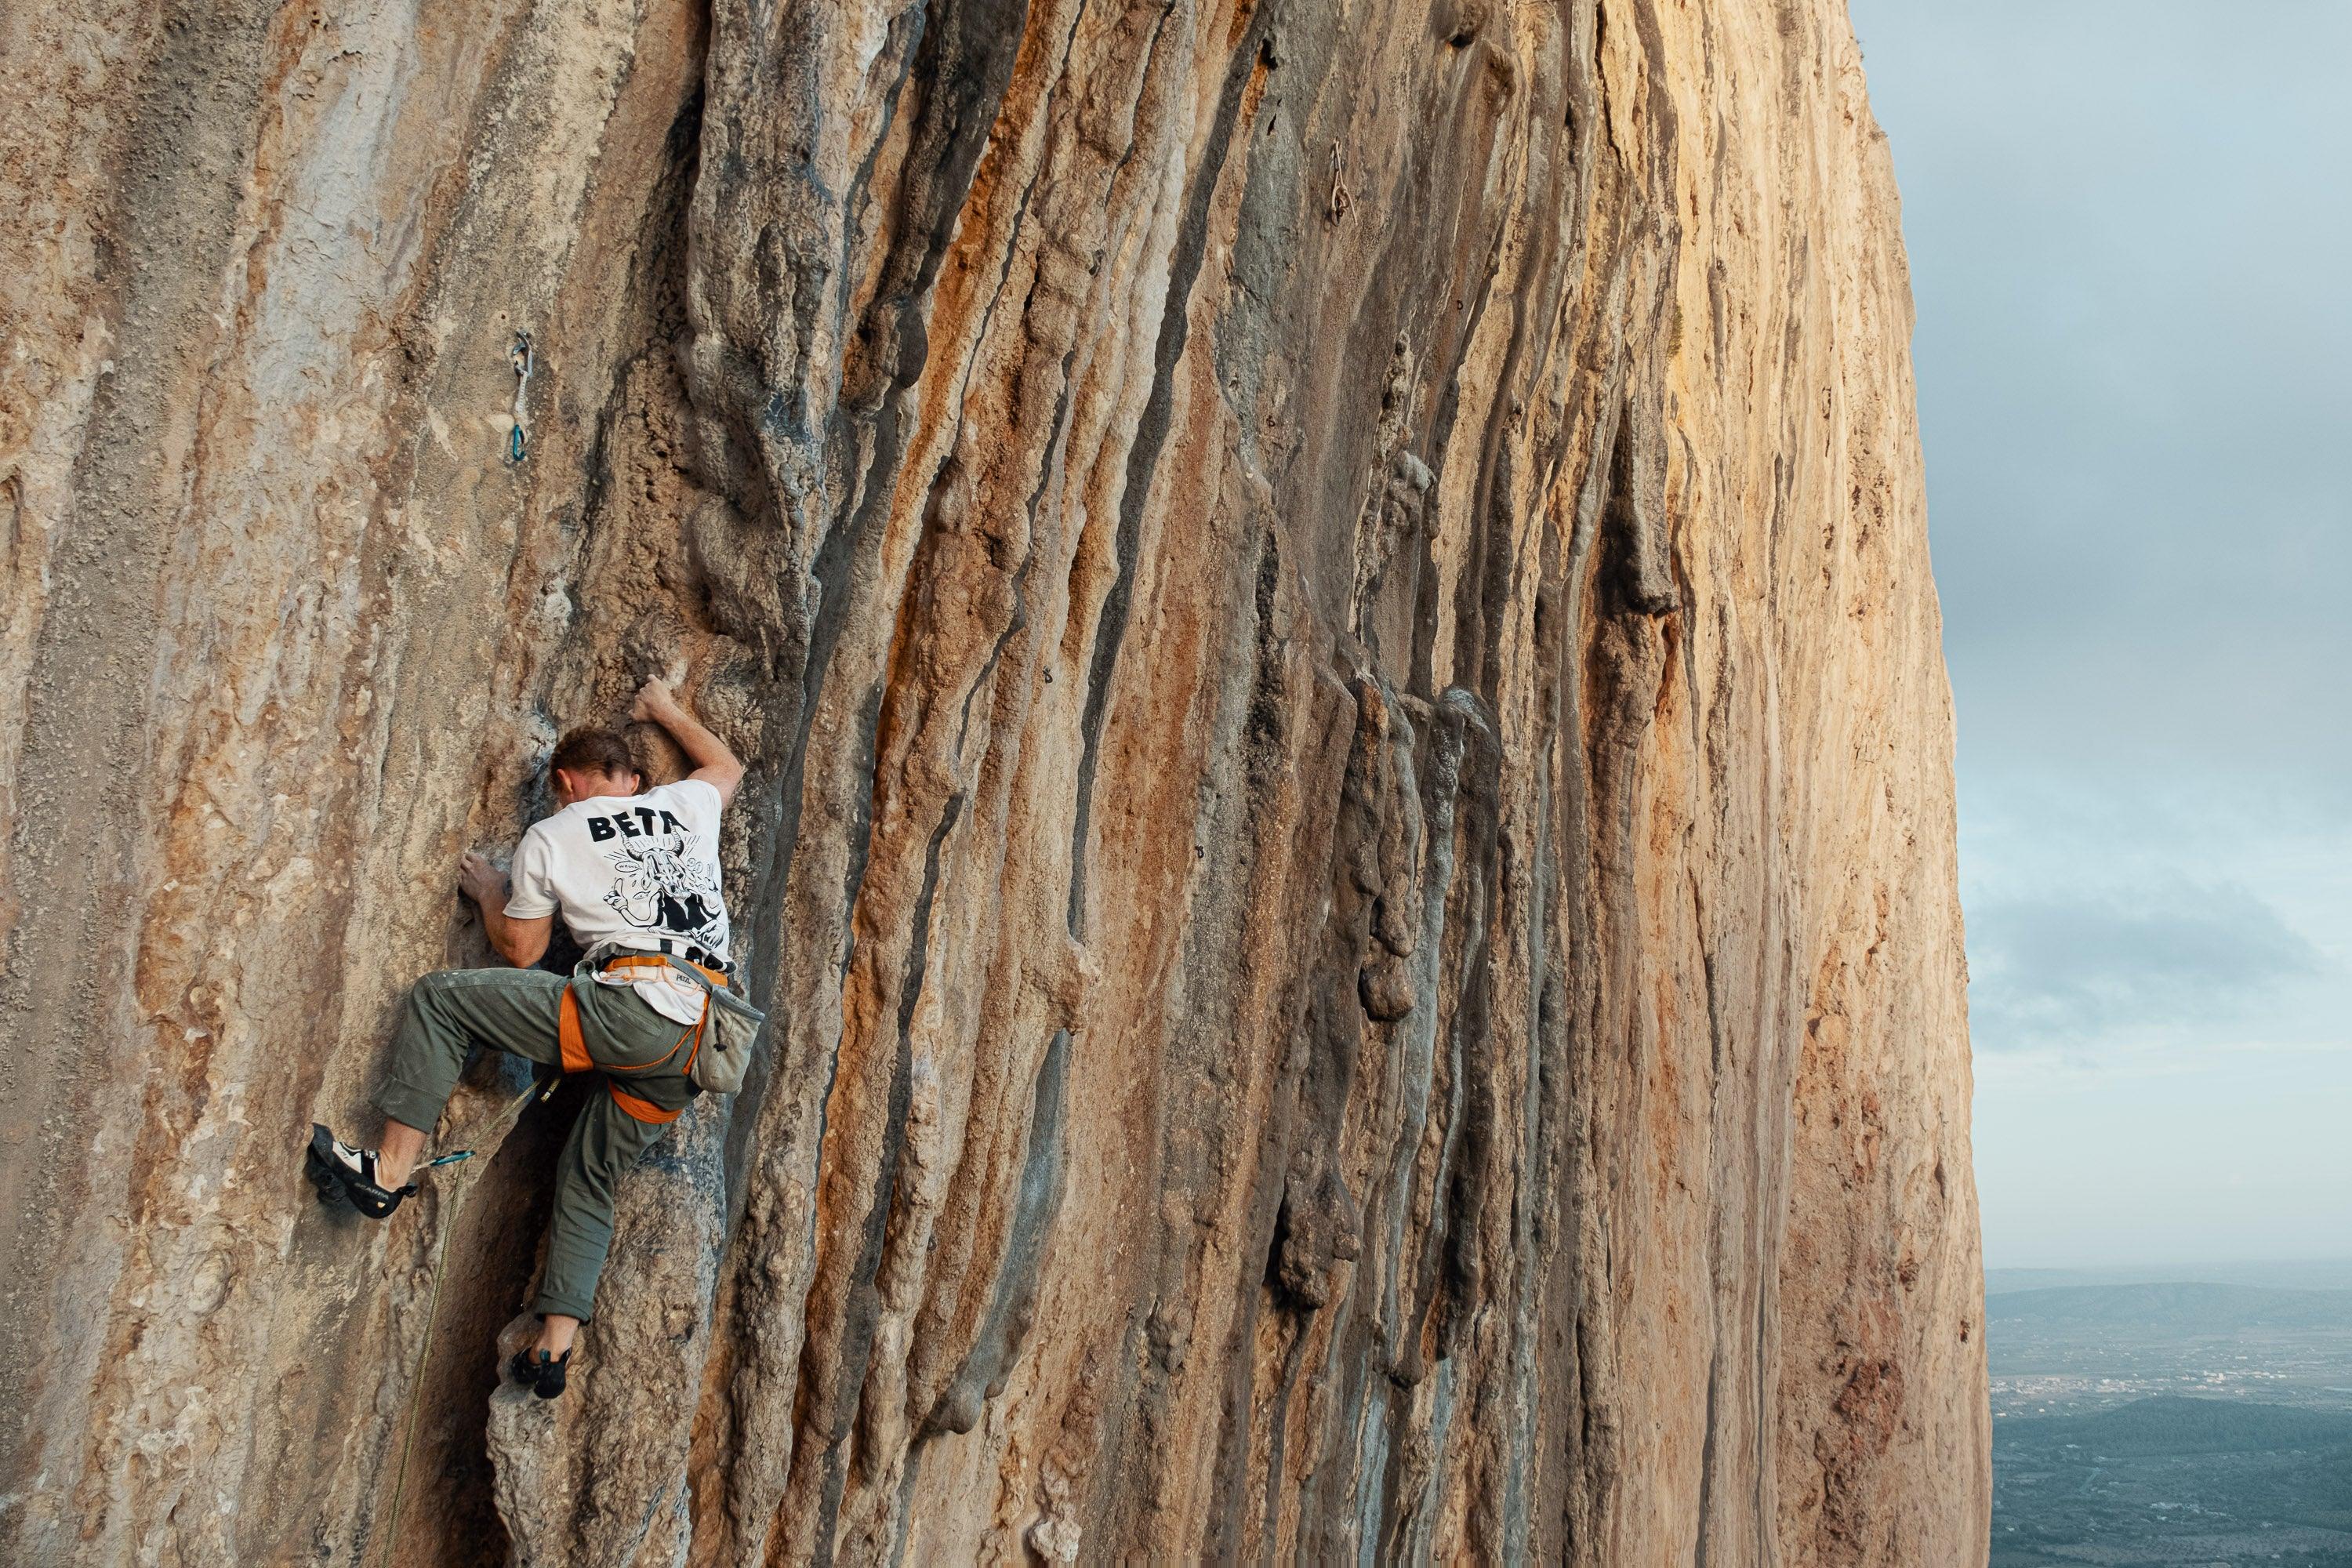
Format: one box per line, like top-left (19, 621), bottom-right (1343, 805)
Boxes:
top-left (307, 678), bottom-right (742, 1400)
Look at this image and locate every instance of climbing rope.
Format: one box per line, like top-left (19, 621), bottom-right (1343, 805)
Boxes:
top-left (375, 1075), bottom-right (546, 1568)
top-left (508, 332), bottom-right (533, 463)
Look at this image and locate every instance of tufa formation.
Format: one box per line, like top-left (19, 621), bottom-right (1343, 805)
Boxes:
top-left (0, 0), bottom-right (1987, 1561)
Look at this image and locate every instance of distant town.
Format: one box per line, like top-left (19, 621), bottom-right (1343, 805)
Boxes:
top-left (1986, 1263), bottom-right (2352, 1566)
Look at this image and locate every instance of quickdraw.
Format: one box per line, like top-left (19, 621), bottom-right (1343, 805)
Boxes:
top-left (508, 331), bottom-right (533, 463)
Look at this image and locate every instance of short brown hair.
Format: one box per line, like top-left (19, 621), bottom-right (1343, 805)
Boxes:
top-left (549, 726), bottom-right (641, 782)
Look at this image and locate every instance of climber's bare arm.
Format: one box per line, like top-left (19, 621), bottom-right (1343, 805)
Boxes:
top-left (633, 678), bottom-right (744, 808)
top-left (459, 851), bottom-right (553, 967)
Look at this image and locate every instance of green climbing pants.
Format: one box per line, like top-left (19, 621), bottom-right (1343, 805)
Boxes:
top-left (372, 965), bottom-right (696, 1320)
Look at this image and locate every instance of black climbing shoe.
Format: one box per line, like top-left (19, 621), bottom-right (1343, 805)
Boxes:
top-left (510, 1346), bottom-right (572, 1400)
top-left (306, 1123), bottom-right (416, 1219)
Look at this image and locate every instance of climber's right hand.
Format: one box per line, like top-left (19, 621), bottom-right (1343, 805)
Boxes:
top-left (458, 850), bottom-right (506, 910)
top-left (630, 678), bottom-right (678, 724)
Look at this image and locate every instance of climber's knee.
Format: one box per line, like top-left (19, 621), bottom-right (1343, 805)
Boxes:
top-left (408, 967), bottom-right (463, 1012)
top-left (390, 972), bottom-right (449, 1044)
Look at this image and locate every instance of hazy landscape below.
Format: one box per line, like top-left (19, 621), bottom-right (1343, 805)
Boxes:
top-left (1987, 1264), bottom-right (2352, 1566)
top-left (1991, 1261), bottom-right (2352, 1298)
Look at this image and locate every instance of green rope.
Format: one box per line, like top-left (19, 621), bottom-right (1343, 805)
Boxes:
top-left (375, 1080), bottom-right (541, 1568)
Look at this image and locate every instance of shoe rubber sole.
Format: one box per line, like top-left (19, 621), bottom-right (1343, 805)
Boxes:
top-left (306, 1123), bottom-right (410, 1218)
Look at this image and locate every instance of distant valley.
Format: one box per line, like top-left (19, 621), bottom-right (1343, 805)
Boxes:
top-left (1988, 1268), bottom-right (2352, 1566)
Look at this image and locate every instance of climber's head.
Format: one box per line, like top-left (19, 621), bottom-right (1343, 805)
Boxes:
top-left (547, 726), bottom-right (644, 808)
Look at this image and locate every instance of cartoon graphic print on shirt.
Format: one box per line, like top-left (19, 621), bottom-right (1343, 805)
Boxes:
top-left (601, 830), bottom-right (725, 952)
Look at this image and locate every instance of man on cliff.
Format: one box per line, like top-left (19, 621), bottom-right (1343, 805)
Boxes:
top-left (308, 679), bottom-right (742, 1400)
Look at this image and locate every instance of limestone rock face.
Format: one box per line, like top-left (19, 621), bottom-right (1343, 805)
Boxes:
top-left (0, 0), bottom-right (1987, 1562)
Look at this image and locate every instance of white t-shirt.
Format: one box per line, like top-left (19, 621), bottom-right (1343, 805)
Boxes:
top-left (505, 779), bottom-right (732, 1025)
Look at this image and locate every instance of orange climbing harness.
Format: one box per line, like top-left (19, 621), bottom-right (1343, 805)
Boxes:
top-left (557, 986), bottom-right (595, 1075)
top-left (554, 953), bottom-right (722, 1124)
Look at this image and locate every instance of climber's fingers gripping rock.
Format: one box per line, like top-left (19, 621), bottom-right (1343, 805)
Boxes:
top-left (630, 678), bottom-right (673, 724)
top-left (459, 849), bottom-right (506, 909)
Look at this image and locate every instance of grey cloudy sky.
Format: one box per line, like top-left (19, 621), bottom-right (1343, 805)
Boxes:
top-left (1847, 1), bottom-right (2352, 1268)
